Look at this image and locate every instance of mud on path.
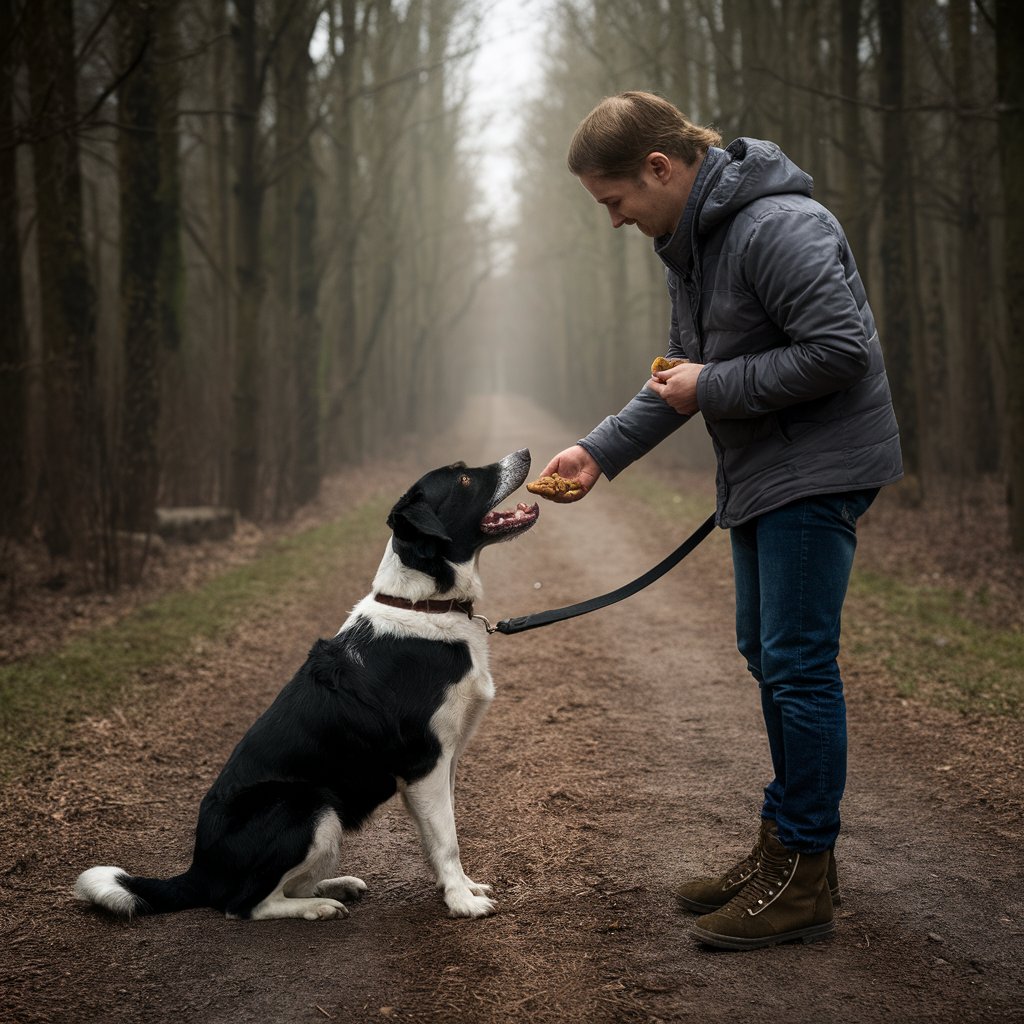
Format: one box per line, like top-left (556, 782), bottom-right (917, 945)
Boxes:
top-left (3, 396), bottom-right (1022, 1023)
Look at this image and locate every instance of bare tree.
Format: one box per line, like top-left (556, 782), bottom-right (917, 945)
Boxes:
top-left (116, 0), bottom-right (165, 535)
top-left (156, 0), bottom-right (184, 358)
top-left (837, 0), bottom-right (868, 270)
top-left (949, 0), bottom-right (996, 476)
top-left (24, 0), bottom-right (103, 558)
top-left (270, 0), bottom-right (323, 515)
top-left (0, 0), bottom-right (27, 541)
top-left (229, 0), bottom-right (266, 520)
top-left (877, 0), bottom-right (919, 480)
top-left (0, 0), bottom-right (489, 595)
top-left (996, 0), bottom-right (1024, 548)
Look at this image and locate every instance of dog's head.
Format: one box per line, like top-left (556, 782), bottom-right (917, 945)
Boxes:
top-left (386, 449), bottom-right (539, 593)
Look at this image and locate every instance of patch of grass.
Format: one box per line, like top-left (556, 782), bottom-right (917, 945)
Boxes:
top-left (624, 470), bottom-right (1024, 719)
top-left (0, 499), bottom-right (388, 782)
top-left (616, 471), bottom-right (714, 524)
top-left (845, 571), bottom-right (1024, 717)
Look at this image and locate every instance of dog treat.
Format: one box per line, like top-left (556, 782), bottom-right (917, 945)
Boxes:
top-left (526, 473), bottom-right (587, 503)
top-left (651, 356), bottom-right (687, 375)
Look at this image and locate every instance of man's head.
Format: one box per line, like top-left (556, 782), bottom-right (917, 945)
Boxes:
top-left (568, 91), bottom-right (721, 178)
top-left (568, 91), bottom-right (722, 238)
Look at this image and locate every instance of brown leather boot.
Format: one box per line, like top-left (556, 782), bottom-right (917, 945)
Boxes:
top-left (690, 831), bottom-right (835, 950)
top-left (675, 819), bottom-right (841, 913)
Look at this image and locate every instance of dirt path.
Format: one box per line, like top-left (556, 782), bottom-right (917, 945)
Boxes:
top-left (3, 396), bottom-right (1022, 1023)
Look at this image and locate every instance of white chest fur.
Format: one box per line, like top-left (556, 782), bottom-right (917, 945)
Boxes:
top-left (339, 542), bottom-right (496, 739)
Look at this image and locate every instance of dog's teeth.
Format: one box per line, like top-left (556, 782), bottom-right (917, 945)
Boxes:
top-left (481, 501), bottom-right (538, 535)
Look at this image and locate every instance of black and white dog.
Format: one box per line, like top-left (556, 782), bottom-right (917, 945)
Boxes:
top-left (75, 449), bottom-right (538, 921)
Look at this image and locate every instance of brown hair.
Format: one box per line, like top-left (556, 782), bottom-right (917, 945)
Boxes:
top-left (567, 91), bottom-right (722, 178)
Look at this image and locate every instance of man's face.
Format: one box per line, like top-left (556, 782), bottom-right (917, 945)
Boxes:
top-left (578, 162), bottom-right (685, 238)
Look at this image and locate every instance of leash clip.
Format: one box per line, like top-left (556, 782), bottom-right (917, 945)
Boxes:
top-left (470, 612), bottom-right (499, 634)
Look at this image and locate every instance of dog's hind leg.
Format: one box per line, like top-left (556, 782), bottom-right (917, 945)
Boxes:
top-left (244, 810), bottom-right (350, 921)
top-left (247, 894), bottom-right (347, 921)
top-left (314, 876), bottom-right (367, 902)
top-left (402, 759), bottom-right (495, 918)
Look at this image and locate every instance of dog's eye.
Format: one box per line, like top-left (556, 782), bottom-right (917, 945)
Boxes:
top-left (459, 474), bottom-right (471, 487)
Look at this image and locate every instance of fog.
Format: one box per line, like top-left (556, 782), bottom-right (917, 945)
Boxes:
top-left (3, 0), bottom-right (1022, 584)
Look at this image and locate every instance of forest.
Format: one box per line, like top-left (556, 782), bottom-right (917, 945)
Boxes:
top-left (1, 0), bottom-right (1022, 596)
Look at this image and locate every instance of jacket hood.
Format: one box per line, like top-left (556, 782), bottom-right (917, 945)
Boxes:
top-left (699, 138), bottom-right (813, 232)
top-left (655, 139), bottom-right (813, 276)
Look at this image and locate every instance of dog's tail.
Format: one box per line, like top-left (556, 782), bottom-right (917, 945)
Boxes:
top-left (75, 865), bottom-right (205, 918)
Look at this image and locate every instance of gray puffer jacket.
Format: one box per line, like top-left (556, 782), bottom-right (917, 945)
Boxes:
top-left (579, 138), bottom-right (903, 527)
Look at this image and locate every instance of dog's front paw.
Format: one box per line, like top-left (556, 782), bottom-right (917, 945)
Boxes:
top-left (445, 888), bottom-right (497, 919)
top-left (463, 876), bottom-right (492, 897)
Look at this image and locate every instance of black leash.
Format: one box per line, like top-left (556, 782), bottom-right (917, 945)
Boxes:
top-left (475, 511), bottom-right (717, 636)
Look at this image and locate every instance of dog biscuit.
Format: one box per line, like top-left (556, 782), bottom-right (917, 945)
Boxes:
top-left (526, 473), bottom-right (587, 503)
top-left (651, 356), bottom-right (687, 375)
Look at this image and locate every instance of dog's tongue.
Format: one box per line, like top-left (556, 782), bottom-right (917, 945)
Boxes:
top-left (481, 502), bottom-right (538, 535)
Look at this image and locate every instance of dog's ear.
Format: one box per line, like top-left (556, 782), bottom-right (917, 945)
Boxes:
top-left (387, 493), bottom-right (451, 546)
top-left (386, 488), bottom-right (457, 591)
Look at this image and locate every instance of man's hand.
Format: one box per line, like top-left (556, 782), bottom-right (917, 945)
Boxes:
top-left (539, 445), bottom-right (602, 499)
top-left (646, 361), bottom-right (704, 416)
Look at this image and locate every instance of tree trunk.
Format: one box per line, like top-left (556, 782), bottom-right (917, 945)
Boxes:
top-left (210, 0), bottom-right (234, 503)
top-left (739, 0), bottom-right (775, 138)
top-left (950, 0), bottom-right (997, 475)
top-left (292, 165), bottom-right (321, 506)
top-left (272, 0), bottom-right (321, 515)
top-left (25, 0), bottom-right (101, 556)
top-left (270, 3), bottom-right (299, 520)
top-left (0, 0), bottom-right (27, 540)
top-left (838, 0), bottom-right (868, 270)
top-left (996, 0), bottom-right (1024, 548)
top-left (709, 0), bottom-right (741, 132)
top-left (294, 4), bottom-right (321, 482)
top-left (156, 0), bottom-right (183, 357)
top-left (877, 0), bottom-right (919, 481)
top-left (230, 0), bottom-right (264, 520)
top-left (328, 0), bottom-right (360, 465)
top-left (117, 0), bottom-right (164, 533)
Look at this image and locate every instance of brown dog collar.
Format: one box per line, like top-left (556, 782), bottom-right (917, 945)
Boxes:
top-left (374, 594), bottom-right (475, 618)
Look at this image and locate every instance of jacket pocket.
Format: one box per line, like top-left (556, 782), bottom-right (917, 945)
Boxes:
top-left (707, 413), bottom-right (779, 450)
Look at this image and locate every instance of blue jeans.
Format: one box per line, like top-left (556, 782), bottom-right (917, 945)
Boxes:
top-left (730, 489), bottom-right (877, 854)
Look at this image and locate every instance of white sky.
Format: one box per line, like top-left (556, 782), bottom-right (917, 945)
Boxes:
top-left (311, 1), bottom-right (550, 238)
top-left (462, 0), bottom-right (550, 230)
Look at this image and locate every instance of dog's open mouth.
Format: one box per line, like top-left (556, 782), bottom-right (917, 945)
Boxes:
top-left (480, 502), bottom-right (539, 536)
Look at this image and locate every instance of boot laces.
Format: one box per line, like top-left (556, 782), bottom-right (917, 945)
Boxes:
top-left (724, 847), bottom-right (794, 916)
top-left (724, 852), bottom-right (759, 888)
top-left (724, 824), bottom-right (772, 887)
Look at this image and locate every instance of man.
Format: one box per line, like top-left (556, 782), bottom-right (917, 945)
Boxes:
top-left (541, 91), bottom-right (902, 950)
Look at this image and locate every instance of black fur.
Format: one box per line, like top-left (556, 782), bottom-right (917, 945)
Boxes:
top-left (121, 625), bottom-right (473, 918)
top-left (76, 451), bottom-right (537, 921)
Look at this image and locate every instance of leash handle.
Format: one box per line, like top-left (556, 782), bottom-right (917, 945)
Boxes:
top-left (495, 511), bottom-right (717, 636)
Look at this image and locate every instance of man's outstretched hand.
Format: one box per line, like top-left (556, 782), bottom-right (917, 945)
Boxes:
top-left (538, 445), bottom-right (602, 500)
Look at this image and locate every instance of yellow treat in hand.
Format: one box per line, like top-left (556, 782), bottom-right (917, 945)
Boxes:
top-left (526, 473), bottom-right (587, 504)
top-left (651, 356), bottom-right (687, 375)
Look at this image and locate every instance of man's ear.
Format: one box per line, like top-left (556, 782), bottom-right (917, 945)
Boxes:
top-left (647, 151), bottom-right (673, 183)
top-left (386, 495), bottom-right (451, 545)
